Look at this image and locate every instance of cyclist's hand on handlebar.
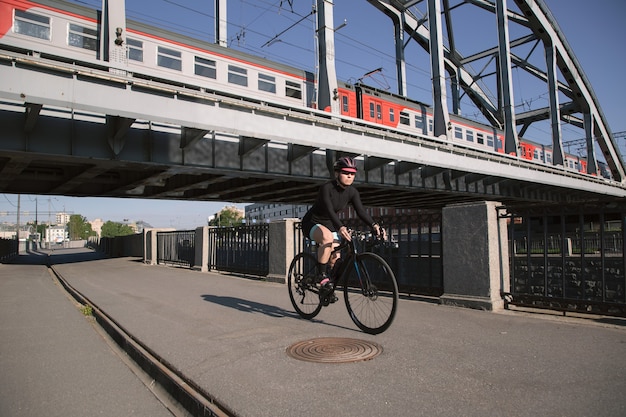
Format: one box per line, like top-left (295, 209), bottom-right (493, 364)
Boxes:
top-left (339, 225), bottom-right (352, 241)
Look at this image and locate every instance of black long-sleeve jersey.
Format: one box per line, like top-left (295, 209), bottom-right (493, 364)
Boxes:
top-left (302, 179), bottom-right (375, 237)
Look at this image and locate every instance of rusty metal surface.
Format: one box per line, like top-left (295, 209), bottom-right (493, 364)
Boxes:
top-left (286, 337), bottom-right (383, 363)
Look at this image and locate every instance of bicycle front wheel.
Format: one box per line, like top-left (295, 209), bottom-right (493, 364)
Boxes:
top-left (342, 252), bottom-right (398, 334)
top-left (288, 252), bottom-right (323, 319)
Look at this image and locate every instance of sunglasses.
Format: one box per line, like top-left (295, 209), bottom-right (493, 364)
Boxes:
top-left (340, 170), bottom-right (355, 176)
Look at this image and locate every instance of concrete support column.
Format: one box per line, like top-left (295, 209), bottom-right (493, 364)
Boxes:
top-left (267, 219), bottom-right (299, 283)
top-left (441, 201), bottom-right (509, 311)
top-left (144, 229), bottom-right (157, 265)
top-left (193, 226), bottom-right (209, 272)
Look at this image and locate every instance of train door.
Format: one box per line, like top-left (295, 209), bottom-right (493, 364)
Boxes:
top-left (338, 88), bottom-right (357, 118)
top-left (367, 98), bottom-right (384, 125)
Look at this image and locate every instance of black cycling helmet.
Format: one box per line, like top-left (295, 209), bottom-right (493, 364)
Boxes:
top-left (334, 156), bottom-right (357, 173)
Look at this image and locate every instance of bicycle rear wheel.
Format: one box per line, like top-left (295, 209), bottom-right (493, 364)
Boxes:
top-left (342, 252), bottom-right (398, 334)
top-left (288, 252), bottom-right (323, 319)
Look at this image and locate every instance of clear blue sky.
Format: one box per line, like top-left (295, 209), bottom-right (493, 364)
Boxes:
top-left (1, 0), bottom-right (624, 229)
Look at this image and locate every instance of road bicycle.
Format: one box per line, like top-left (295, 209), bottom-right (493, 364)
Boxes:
top-left (287, 229), bottom-right (398, 334)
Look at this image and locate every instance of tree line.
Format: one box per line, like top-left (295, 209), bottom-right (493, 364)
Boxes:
top-left (30, 215), bottom-right (135, 240)
top-left (29, 206), bottom-right (244, 240)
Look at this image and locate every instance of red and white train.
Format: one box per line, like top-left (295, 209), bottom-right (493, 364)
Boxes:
top-left (0, 0), bottom-right (594, 175)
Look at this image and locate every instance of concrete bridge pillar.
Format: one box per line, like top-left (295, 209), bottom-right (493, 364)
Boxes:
top-left (144, 229), bottom-right (157, 265)
top-left (441, 201), bottom-right (510, 311)
top-left (193, 226), bottom-right (209, 272)
top-left (267, 219), bottom-right (299, 283)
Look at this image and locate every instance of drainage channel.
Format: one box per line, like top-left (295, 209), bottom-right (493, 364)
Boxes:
top-left (49, 264), bottom-right (235, 417)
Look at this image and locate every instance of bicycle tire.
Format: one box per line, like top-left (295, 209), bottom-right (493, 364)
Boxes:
top-left (287, 252), bottom-right (323, 319)
top-left (342, 252), bottom-right (398, 334)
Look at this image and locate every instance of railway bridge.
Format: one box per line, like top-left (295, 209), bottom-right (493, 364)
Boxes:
top-left (1, 0), bottom-right (625, 312)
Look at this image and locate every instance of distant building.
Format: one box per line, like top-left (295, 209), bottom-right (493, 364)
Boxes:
top-left (134, 221), bottom-right (152, 234)
top-left (46, 225), bottom-right (67, 243)
top-left (0, 223), bottom-right (34, 240)
top-left (245, 203), bottom-right (310, 224)
top-left (89, 218), bottom-right (104, 238)
top-left (56, 212), bottom-right (71, 225)
top-left (245, 202), bottom-right (421, 225)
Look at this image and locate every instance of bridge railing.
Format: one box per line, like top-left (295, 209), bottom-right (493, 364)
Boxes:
top-left (207, 224), bottom-right (269, 276)
top-left (141, 215), bottom-right (443, 296)
top-left (506, 206), bottom-right (626, 316)
top-left (156, 230), bottom-right (196, 267)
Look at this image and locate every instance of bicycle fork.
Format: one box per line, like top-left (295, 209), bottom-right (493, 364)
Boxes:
top-left (350, 257), bottom-right (377, 298)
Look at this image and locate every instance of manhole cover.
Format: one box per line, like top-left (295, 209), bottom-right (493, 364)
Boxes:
top-left (286, 337), bottom-right (382, 363)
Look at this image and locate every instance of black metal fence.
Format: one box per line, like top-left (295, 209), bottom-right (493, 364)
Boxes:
top-left (89, 234), bottom-right (144, 258)
top-left (0, 237), bottom-right (18, 262)
top-left (208, 224), bottom-right (269, 276)
top-left (505, 205), bottom-right (626, 316)
top-left (293, 212), bottom-right (443, 296)
top-left (157, 230), bottom-right (196, 267)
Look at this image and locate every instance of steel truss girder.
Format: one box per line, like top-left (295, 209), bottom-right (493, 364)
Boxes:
top-left (366, 0), bottom-right (625, 182)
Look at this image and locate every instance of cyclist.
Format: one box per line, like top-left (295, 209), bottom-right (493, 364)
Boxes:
top-left (301, 156), bottom-right (385, 293)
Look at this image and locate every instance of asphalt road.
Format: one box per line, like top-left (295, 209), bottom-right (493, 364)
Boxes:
top-left (2, 247), bottom-right (626, 417)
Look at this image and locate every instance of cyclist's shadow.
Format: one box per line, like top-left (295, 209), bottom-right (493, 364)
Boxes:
top-left (200, 294), bottom-right (357, 332)
top-left (201, 294), bottom-right (301, 319)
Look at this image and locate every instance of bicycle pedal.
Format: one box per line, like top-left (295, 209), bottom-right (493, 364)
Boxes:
top-left (319, 291), bottom-right (337, 306)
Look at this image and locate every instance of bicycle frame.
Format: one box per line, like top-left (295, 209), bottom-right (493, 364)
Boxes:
top-left (332, 231), bottom-right (375, 292)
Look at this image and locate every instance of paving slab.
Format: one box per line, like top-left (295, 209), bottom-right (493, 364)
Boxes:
top-left (0, 250), bottom-right (174, 417)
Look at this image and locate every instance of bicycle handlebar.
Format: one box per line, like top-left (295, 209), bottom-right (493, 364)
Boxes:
top-left (337, 228), bottom-right (397, 253)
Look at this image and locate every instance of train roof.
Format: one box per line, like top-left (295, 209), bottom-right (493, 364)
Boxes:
top-left (354, 82), bottom-right (431, 109)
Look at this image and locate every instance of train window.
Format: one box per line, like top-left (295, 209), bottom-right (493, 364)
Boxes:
top-left (477, 133), bottom-right (484, 145)
top-left (487, 135), bottom-right (494, 147)
top-left (466, 130), bottom-right (474, 142)
top-left (127, 38), bottom-right (143, 62)
top-left (414, 114), bottom-right (424, 130)
top-left (428, 119), bottom-right (433, 133)
top-left (389, 108), bottom-right (395, 123)
top-left (546, 153), bottom-right (552, 163)
top-left (14, 10), bottom-right (50, 40)
top-left (533, 149), bottom-right (539, 159)
top-left (157, 46), bottom-right (182, 71)
top-left (285, 80), bottom-right (302, 99)
top-left (369, 102), bottom-right (375, 118)
top-left (376, 104), bottom-right (382, 120)
top-left (341, 95), bottom-right (349, 112)
top-left (258, 73), bottom-right (276, 93)
top-left (68, 24), bottom-right (97, 51)
top-left (228, 65), bottom-right (247, 86)
top-left (496, 138), bottom-right (503, 151)
top-left (400, 112), bottom-right (410, 126)
top-left (195, 56), bottom-right (216, 78)
top-left (454, 126), bottom-right (463, 139)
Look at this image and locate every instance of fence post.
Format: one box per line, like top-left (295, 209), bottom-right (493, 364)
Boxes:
top-left (440, 201), bottom-right (509, 311)
top-left (267, 219), bottom-right (298, 283)
top-left (193, 226), bottom-right (209, 272)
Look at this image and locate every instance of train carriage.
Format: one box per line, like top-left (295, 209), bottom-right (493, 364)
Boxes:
top-left (0, 0), bottom-right (594, 177)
